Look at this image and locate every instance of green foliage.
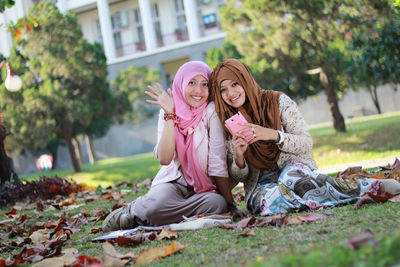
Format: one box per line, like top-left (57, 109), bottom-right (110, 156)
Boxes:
top-left (111, 65), bottom-right (161, 122)
top-left (219, 0), bottom-right (396, 132)
top-left (206, 42), bottom-right (243, 69)
top-left (0, 0), bottom-right (14, 13)
top-left (205, 41), bottom-right (321, 101)
top-left (348, 17), bottom-right (400, 113)
top-left (0, 2), bottom-right (130, 172)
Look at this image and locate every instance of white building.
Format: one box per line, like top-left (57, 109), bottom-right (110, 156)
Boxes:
top-left (0, 0), bottom-right (226, 84)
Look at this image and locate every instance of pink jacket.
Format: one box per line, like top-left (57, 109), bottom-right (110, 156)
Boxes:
top-left (152, 101), bottom-right (228, 187)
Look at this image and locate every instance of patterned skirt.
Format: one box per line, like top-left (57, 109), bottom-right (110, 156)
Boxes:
top-left (248, 163), bottom-right (380, 216)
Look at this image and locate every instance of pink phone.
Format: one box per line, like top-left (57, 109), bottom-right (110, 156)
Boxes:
top-left (224, 112), bottom-right (253, 138)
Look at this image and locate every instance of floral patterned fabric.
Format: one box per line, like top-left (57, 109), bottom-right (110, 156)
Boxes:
top-left (227, 94), bottom-right (317, 206)
top-left (248, 163), bottom-right (379, 215)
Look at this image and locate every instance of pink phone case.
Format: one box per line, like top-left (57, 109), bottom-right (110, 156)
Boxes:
top-left (224, 112), bottom-right (253, 137)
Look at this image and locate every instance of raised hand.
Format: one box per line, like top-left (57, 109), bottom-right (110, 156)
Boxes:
top-left (145, 83), bottom-right (175, 114)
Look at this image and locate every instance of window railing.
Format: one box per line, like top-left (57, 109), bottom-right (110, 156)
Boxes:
top-left (112, 23), bottom-right (223, 58)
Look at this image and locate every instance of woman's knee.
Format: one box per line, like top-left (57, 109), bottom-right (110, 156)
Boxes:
top-left (201, 193), bottom-right (227, 213)
top-left (136, 183), bottom-right (178, 221)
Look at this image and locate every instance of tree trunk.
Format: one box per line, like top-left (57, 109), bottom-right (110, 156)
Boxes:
top-left (72, 137), bottom-right (83, 165)
top-left (50, 150), bottom-right (58, 169)
top-left (368, 85), bottom-right (382, 114)
top-left (66, 135), bottom-right (81, 172)
top-left (85, 135), bottom-right (97, 164)
top-left (320, 68), bottom-right (346, 132)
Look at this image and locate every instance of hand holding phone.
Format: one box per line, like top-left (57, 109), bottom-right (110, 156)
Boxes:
top-left (224, 112), bottom-right (253, 138)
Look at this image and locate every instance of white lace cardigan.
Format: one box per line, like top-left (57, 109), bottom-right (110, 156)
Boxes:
top-left (227, 93), bottom-right (318, 206)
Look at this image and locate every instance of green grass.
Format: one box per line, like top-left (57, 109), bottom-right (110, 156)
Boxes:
top-left (22, 152), bottom-right (161, 187)
top-left (5, 111), bottom-right (400, 266)
top-left (21, 111), bottom-right (400, 185)
top-left (1, 187), bottom-right (400, 266)
top-left (310, 111), bottom-right (400, 167)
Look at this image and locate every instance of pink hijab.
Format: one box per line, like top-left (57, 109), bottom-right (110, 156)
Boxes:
top-left (172, 61), bottom-right (215, 193)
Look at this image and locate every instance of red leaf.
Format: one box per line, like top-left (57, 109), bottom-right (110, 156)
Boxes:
top-left (71, 255), bottom-right (101, 266)
top-left (5, 208), bottom-right (17, 218)
top-left (221, 217), bottom-right (256, 229)
top-left (90, 227), bottom-right (102, 234)
top-left (114, 232), bottom-right (156, 247)
top-left (348, 229), bottom-right (378, 250)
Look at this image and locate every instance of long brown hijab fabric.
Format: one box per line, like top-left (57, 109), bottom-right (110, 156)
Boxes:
top-left (210, 59), bottom-right (282, 169)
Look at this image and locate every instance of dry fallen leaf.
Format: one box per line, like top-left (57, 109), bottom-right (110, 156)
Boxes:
top-left (296, 212), bottom-right (334, 222)
top-left (5, 208), bottom-right (17, 218)
top-left (33, 247), bottom-right (78, 267)
top-left (221, 217), bottom-right (256, 229)
top-left (238, 228), bottom-right (256, 237)
top-left (253, 214), bottom-right (287, 227)
top-left (135, 242), bottom-right (185, 265)
top-left (30, 229), bottom-right (51, 244)
top-left (71, 255), bottom-right (101, 266)
top-left (348, 229), bottom-right (378, 250)
top-left (380, 158), bottom-right (400, 170)
top-left (115, 232), bottom-right (156, 247)
top-left (101, 241), bottom-right (133, 267)
top-left (389, 194), bottom-right (400, 203)
top-left (387, 168), bottom-right (400, 181)
top-left (59, 199), bottom-right (78, 207)
top-left (157, 228), bottom-right (178, 240)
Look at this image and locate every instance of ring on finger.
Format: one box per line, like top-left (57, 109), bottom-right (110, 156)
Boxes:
top-left (251, 127), bottom-right (255, 132)
top-left (253, 133), bottom-right (256, 138)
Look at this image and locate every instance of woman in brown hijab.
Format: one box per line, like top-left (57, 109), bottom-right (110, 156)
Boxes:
top-left (211, 59), bottom-right (400, 216)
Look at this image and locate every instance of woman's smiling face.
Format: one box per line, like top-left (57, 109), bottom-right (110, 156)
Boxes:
top-left (184, 74), bottom-right (209, 108)
top-left (219, 79), bottom-right (246, 108)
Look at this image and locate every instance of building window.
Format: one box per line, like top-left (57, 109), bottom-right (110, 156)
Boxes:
top-left (174, 0), bottom-right (186, 30)
top-left (133, 8), bottom-right (145, 51)
top-left (152, 3), bottom-right (163, 47)
top-left (95, 19), bottom-right (103, 45)
top-left (202, 13), bottom-right (217, 28)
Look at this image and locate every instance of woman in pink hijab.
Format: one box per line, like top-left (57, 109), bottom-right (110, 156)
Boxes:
top-left (103, 61), bottom-right (237, 232)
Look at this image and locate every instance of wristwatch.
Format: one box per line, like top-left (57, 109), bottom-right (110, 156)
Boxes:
top-left (274, 130), bottom-right (284, 145)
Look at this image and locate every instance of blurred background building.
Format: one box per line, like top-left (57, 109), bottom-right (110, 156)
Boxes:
top-left (1, 0), bottom-right (226, 84)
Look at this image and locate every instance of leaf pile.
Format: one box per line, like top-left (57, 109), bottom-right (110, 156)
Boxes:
top-left (0, 176), bottom-right (92, 208)
top-left (337, 157), bottom-right (400, 182)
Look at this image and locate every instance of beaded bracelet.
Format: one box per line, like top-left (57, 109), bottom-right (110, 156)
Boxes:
top-left (163, 112), bottom-right (177, 121)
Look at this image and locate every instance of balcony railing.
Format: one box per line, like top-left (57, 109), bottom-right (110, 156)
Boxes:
top-left (113, 24), bottom-right (223, 58)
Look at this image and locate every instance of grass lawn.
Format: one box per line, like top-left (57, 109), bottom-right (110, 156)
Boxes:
top-left (310, 111), bottom-right (400, 167)
top-left (5, 111), bottom-right (399, 266)
top-left (21, 111), bottom-right (400, 187)
top-left (1, 184), bottom-right (400, 266)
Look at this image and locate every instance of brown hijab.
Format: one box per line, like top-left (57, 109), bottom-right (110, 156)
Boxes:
top-left (210, 59), bottom-right (282, 169)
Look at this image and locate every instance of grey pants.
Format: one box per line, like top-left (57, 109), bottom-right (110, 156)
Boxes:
top-left (128, 175), bottom-right (227, 226)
